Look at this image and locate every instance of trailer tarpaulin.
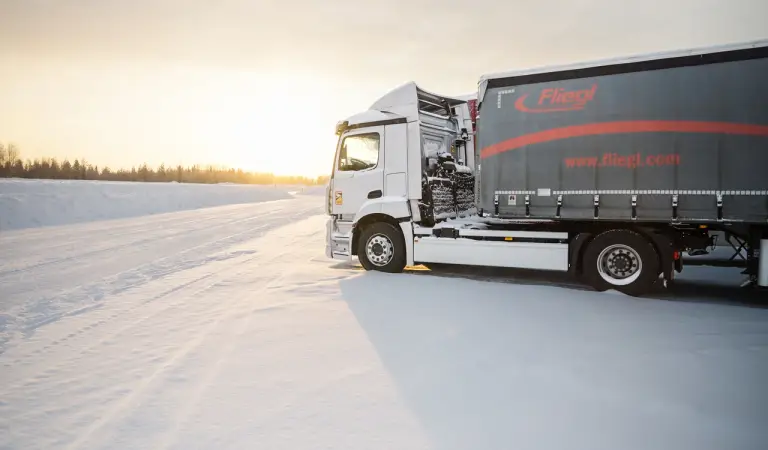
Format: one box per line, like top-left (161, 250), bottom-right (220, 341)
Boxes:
top-left (476, 50), bottom-right (768, 223)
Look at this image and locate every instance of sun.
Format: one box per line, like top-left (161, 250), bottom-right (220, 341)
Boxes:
top-left (184, 71), bottom-right (347, 178)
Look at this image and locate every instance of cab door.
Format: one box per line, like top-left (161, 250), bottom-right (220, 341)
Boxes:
top-left (331, 127), bottom-right (385, 218)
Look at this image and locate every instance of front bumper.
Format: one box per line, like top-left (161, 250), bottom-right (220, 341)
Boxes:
top-left (326, 218), bottom-right (354, 261)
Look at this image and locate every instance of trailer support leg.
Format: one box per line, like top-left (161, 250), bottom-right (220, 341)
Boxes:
top-left (744, 228), bottom-right (768, 288)
top-left (726, 234), bottom-right (748, 262)
top-left (759, 239), bottom-right (768, 288)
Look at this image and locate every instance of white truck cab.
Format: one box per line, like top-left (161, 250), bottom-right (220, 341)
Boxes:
top-left (326, 82), bottom-right (478, 269)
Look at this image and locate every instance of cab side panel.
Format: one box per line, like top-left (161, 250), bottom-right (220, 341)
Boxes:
top-left (384, 123), bottom-right (408, 198)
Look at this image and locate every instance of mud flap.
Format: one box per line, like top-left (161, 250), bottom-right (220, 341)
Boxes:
top-left (642, 229), bottom-right (676, 287)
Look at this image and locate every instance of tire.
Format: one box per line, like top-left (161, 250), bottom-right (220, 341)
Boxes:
top-left (357, 222), bottom-right (407, 273)
top-left (582, 229), bottom-right (660, 296)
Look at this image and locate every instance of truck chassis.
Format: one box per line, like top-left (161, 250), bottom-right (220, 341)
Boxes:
top-left (330, 213), bottom-right (767, 297)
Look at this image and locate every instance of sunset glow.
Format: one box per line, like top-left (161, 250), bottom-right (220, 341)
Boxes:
top-left (1, 0), bottom-right (766, 178)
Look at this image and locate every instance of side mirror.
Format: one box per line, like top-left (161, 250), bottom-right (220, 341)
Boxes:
top-left (335, 121), bottom-right (349, 136)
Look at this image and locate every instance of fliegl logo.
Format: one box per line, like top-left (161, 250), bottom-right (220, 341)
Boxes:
top-left (515, 84), bottom-right (597, 113)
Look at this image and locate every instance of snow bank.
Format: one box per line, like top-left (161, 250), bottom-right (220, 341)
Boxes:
top-left (0, 179), bottom-right (294, 230)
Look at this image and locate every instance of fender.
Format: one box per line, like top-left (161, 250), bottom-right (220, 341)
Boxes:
top-left (352, 196), bottom-right (412, 224)
top-left (351, 197), bottom-right (415, 266)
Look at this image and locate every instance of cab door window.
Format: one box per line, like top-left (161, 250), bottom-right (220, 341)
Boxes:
top-left (338, 133), bottom-right (380, 172)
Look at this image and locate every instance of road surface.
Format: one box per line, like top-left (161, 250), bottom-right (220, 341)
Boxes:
top-left (1, 194), bottom-right (767, 450)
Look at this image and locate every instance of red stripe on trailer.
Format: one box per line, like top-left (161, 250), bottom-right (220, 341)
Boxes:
top-left (480, 121), bottom-right (768, 159)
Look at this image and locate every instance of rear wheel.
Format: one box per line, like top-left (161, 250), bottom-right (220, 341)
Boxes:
top-left (582, 229), bottom-right (659, 296)
top-left (357, 222), bottom-right (406, 273)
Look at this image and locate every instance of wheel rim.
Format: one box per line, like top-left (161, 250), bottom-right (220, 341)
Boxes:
top-left (596, 244), bottom-right (643, 286)
top-left (366, 234), bottom-right (394, 267)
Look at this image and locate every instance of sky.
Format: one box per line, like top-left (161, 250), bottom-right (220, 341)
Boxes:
top-left (1, 0), bottom-right (766, 177)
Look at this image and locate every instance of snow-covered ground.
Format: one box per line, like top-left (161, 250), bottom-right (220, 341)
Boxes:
top-left (0, 179), bottom-right (296, 230)
top-left (1, 181), bottom-right (767, 450)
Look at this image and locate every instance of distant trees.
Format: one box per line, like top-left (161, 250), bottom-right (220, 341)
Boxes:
top-left (0, 142), bottom-right (23, 178)
top-left (0, 142), bottom-right (328, 185)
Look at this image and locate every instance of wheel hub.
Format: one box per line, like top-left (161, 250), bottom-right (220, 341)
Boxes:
top-left (597, 244), bottom-right (643, 286)
top-left (611, 254), bottom-right (632, 272)
top-left (366, 234), bottom-right (394, 267)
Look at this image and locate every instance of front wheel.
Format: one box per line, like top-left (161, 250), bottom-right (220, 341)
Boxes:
top-left (357, 222), bottom-right (406, 273)
top-left (582, 229), bottom-right (660, 296)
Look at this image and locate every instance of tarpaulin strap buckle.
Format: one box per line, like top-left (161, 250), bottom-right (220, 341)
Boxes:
top-left (672, 194), bottom-right (679, 221)
top-left (593, 195), bottom-right (600, 219)
top-left (525, 195), bottom-right (531, 217)
top-left (631, 195), bottom-right (638, 220)
top-left (716, 193), bottom-right (724, 221)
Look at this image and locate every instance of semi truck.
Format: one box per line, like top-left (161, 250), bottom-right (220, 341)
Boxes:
top-left (325, 39), bottom-right (768, 296)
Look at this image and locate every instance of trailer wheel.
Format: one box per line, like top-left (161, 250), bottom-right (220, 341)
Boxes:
top-left (582, 229), bottom-right (659, 296)
top-left (358, 222), bottom-right (406, 273)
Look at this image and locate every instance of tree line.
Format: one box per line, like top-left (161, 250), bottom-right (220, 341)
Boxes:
top-left (0, 142), bottom-right (330, 186)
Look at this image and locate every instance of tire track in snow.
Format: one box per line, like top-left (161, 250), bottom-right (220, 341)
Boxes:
top-left (1, 205), bottom-right (318, 364)
top-left (0, 197), bottom-right (294, 247)
top-left (2, 206), bottom-right (313, 348)
top-left (0, 230), bottom-right (314, 432)
top-left (59, 222), bottom-right (321, 450)
top-left (0, 203), bottom-right (266, 274)
top-left (0, 203), bottom-right (290, 278)
top-left (1, 251), bottom-right (266, 425)
top-left (0, 209), bottom-right (320, 394)
top-left (151, 250), bottom-right (316, 450)
top-left (0, 204), bottom-right (248, 258)
top-left (4, 258), bottom-right (243, 393)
